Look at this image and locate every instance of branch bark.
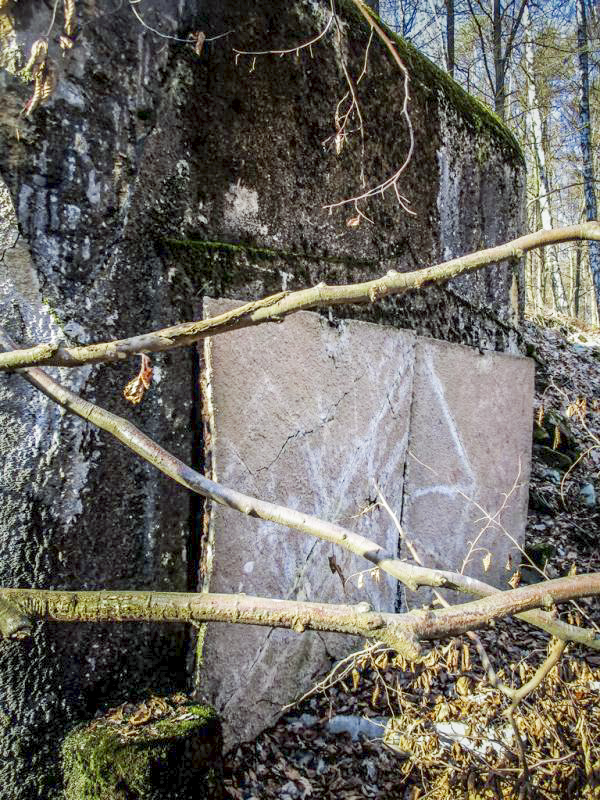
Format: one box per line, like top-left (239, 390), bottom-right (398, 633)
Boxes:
top-left (0, 577), bottom-right (599, 658)
top-left (2, 223), bottom-right (600, 370)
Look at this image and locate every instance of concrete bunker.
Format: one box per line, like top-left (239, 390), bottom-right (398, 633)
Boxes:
top-left (0, 0), bottom-right (529, 794)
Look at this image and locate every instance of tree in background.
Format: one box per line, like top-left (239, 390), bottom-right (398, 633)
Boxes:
top-left (381, 0), bottom-right (600, 324)
top-left (577, 0), bottom-right (600, 312)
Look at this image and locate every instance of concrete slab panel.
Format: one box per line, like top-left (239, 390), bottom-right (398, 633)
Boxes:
top-left (198, 299), bottom-right (417, 747)
top-left (400, 338), bottom-right (534, 605)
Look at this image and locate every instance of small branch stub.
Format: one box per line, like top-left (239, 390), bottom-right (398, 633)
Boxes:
top-left (0, 598), bottom-right (32, 640)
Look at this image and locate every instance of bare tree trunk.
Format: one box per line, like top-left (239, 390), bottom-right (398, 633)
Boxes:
top-left (493, 0), bottom-right (505, 119)
top-left (446, 0), bottom-right (455, 76)
top-left (524, 7), bottom-right (568, 313)
top-left (577, 0), bottom-right (600, 314)
top-left (574, 243), bottom-right (582, 318)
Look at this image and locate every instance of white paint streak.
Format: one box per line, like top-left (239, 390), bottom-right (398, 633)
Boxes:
top-left (223, 182), bottom-right (268, 236)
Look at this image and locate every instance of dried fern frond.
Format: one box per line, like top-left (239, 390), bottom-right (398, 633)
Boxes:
top-left (63, 0), bottom-right (76, 37)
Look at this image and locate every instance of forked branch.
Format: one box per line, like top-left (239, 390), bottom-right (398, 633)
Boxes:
top-left (0, 579), bottom-right (598, 661)
top-left (1, 335), bottom-right (599, 651)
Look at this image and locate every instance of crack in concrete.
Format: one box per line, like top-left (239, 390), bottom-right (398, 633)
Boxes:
top-left (255, 368), bottom-right (368, 475)
top-left (221, 627), bottom-right (275, 715)
top-left (396, 337), bottom-right (418, 613)
top-left (287, 539), bottom-right (320, 601)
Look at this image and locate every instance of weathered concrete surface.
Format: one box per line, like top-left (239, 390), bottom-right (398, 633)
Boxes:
top-left (198, 298), bottom-right (415, 748)
top-left (0, 164), bottom-right (191, 797)
top-left (0, 0), bottom-right (526, 793)
top-left (401, 338), bottom-right (535, 606)
top-left (199, 301), bottom-right (533, 748)
top-left (1, 3), bottom-right (197, 795)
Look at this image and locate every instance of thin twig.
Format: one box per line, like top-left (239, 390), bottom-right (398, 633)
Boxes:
top-left (233, 0), bottom-right (335, 60)
top-left (324, 0), bottom-right (416, 216)
top-left (129, 1), bottom-right (232, 45)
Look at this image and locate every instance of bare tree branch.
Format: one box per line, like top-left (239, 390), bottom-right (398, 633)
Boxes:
top-left (0, 577), bottom-right (599, 656)
top-left (2, 223), bottom-right (600, 371)
top-left (1, 335), bottom-right (599, 650)
top-left (323, 0), bottom-right (416, 216)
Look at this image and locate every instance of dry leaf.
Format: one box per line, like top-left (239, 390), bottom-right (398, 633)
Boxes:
top-left (124, 354), bottom-right (153, 405)
top-left (508, 570), bottom-right (521, 589)
top-left (482, 551), bottom-right (492, 573)
top-left (328, 554), bottom-right (346, 590)
top-left (461, 643), bottom-right (471, 672)
top-left (129, 705), bottom-right (152, 726)
top-left (25, 39), bottom-right (48, 77)
top-left (371, 682), bottom-right (380, 706)
top-left (191, 30), bottom-right (206, 55)
top-left (63, 0), bottom-right (76, 36)
top-left (552, 425), bottom-right (561, 449)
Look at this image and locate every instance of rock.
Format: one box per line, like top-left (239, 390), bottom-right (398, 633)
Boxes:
top-left (402, 338), bottom-right (533, 604)
top-left (536, 447), bottom-right (574, 470)
top-left (326, 715), bottom-right (387, 741)
top-left (521, 542), bottom-right (557, 584)
top-left (580, 483), bottom-right (597, 507)
top-left (199, 303), bottom-right (533, 748)
top-left (542, 467), bottom-right (563, 484)
top-left (199, 300), bottom-right (414, 750)
top-left (572, 344), bottom-right (589, 356)
top-left (528, 487), bottom-right (556, 514)
top-left (523, 541), bottom-right (555, 570)
top-left (533, 421), bottom-right (551, 443)
top-left (536, 409), bottom-right (577, 453)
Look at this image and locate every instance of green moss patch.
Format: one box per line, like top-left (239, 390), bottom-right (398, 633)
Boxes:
top-left (62, 695), bottom-right (223, 800)
top-left (338, 0), bottom-right (523, 163)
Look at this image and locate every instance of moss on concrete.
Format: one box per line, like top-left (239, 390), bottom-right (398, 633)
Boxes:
top-left (338, 0), bottom-right (523, 164)
top-left (62, 703), bottom-right (223, 800)
top-left (164, 237), bottom-right (378, 300)
top-left (164, 237), bottom-right (377, 267)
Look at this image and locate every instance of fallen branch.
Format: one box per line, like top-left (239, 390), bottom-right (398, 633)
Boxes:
top-left (0, 588), bottom-right (420, 659)
top-left (1, 223), bottom-right (599, 370)
top-left (0, 578), bottom-right (599, 658)
top-left (1, 330), bottom-right (599, 650)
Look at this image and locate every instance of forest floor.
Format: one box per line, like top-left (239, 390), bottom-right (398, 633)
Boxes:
top-left (223, 316), bottom-right (600, 800)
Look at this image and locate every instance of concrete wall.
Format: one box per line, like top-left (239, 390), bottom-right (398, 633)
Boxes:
top-left (199, 301), bottom-right (533, 749)
top-left (0, 0), bottom-right (525, 795)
